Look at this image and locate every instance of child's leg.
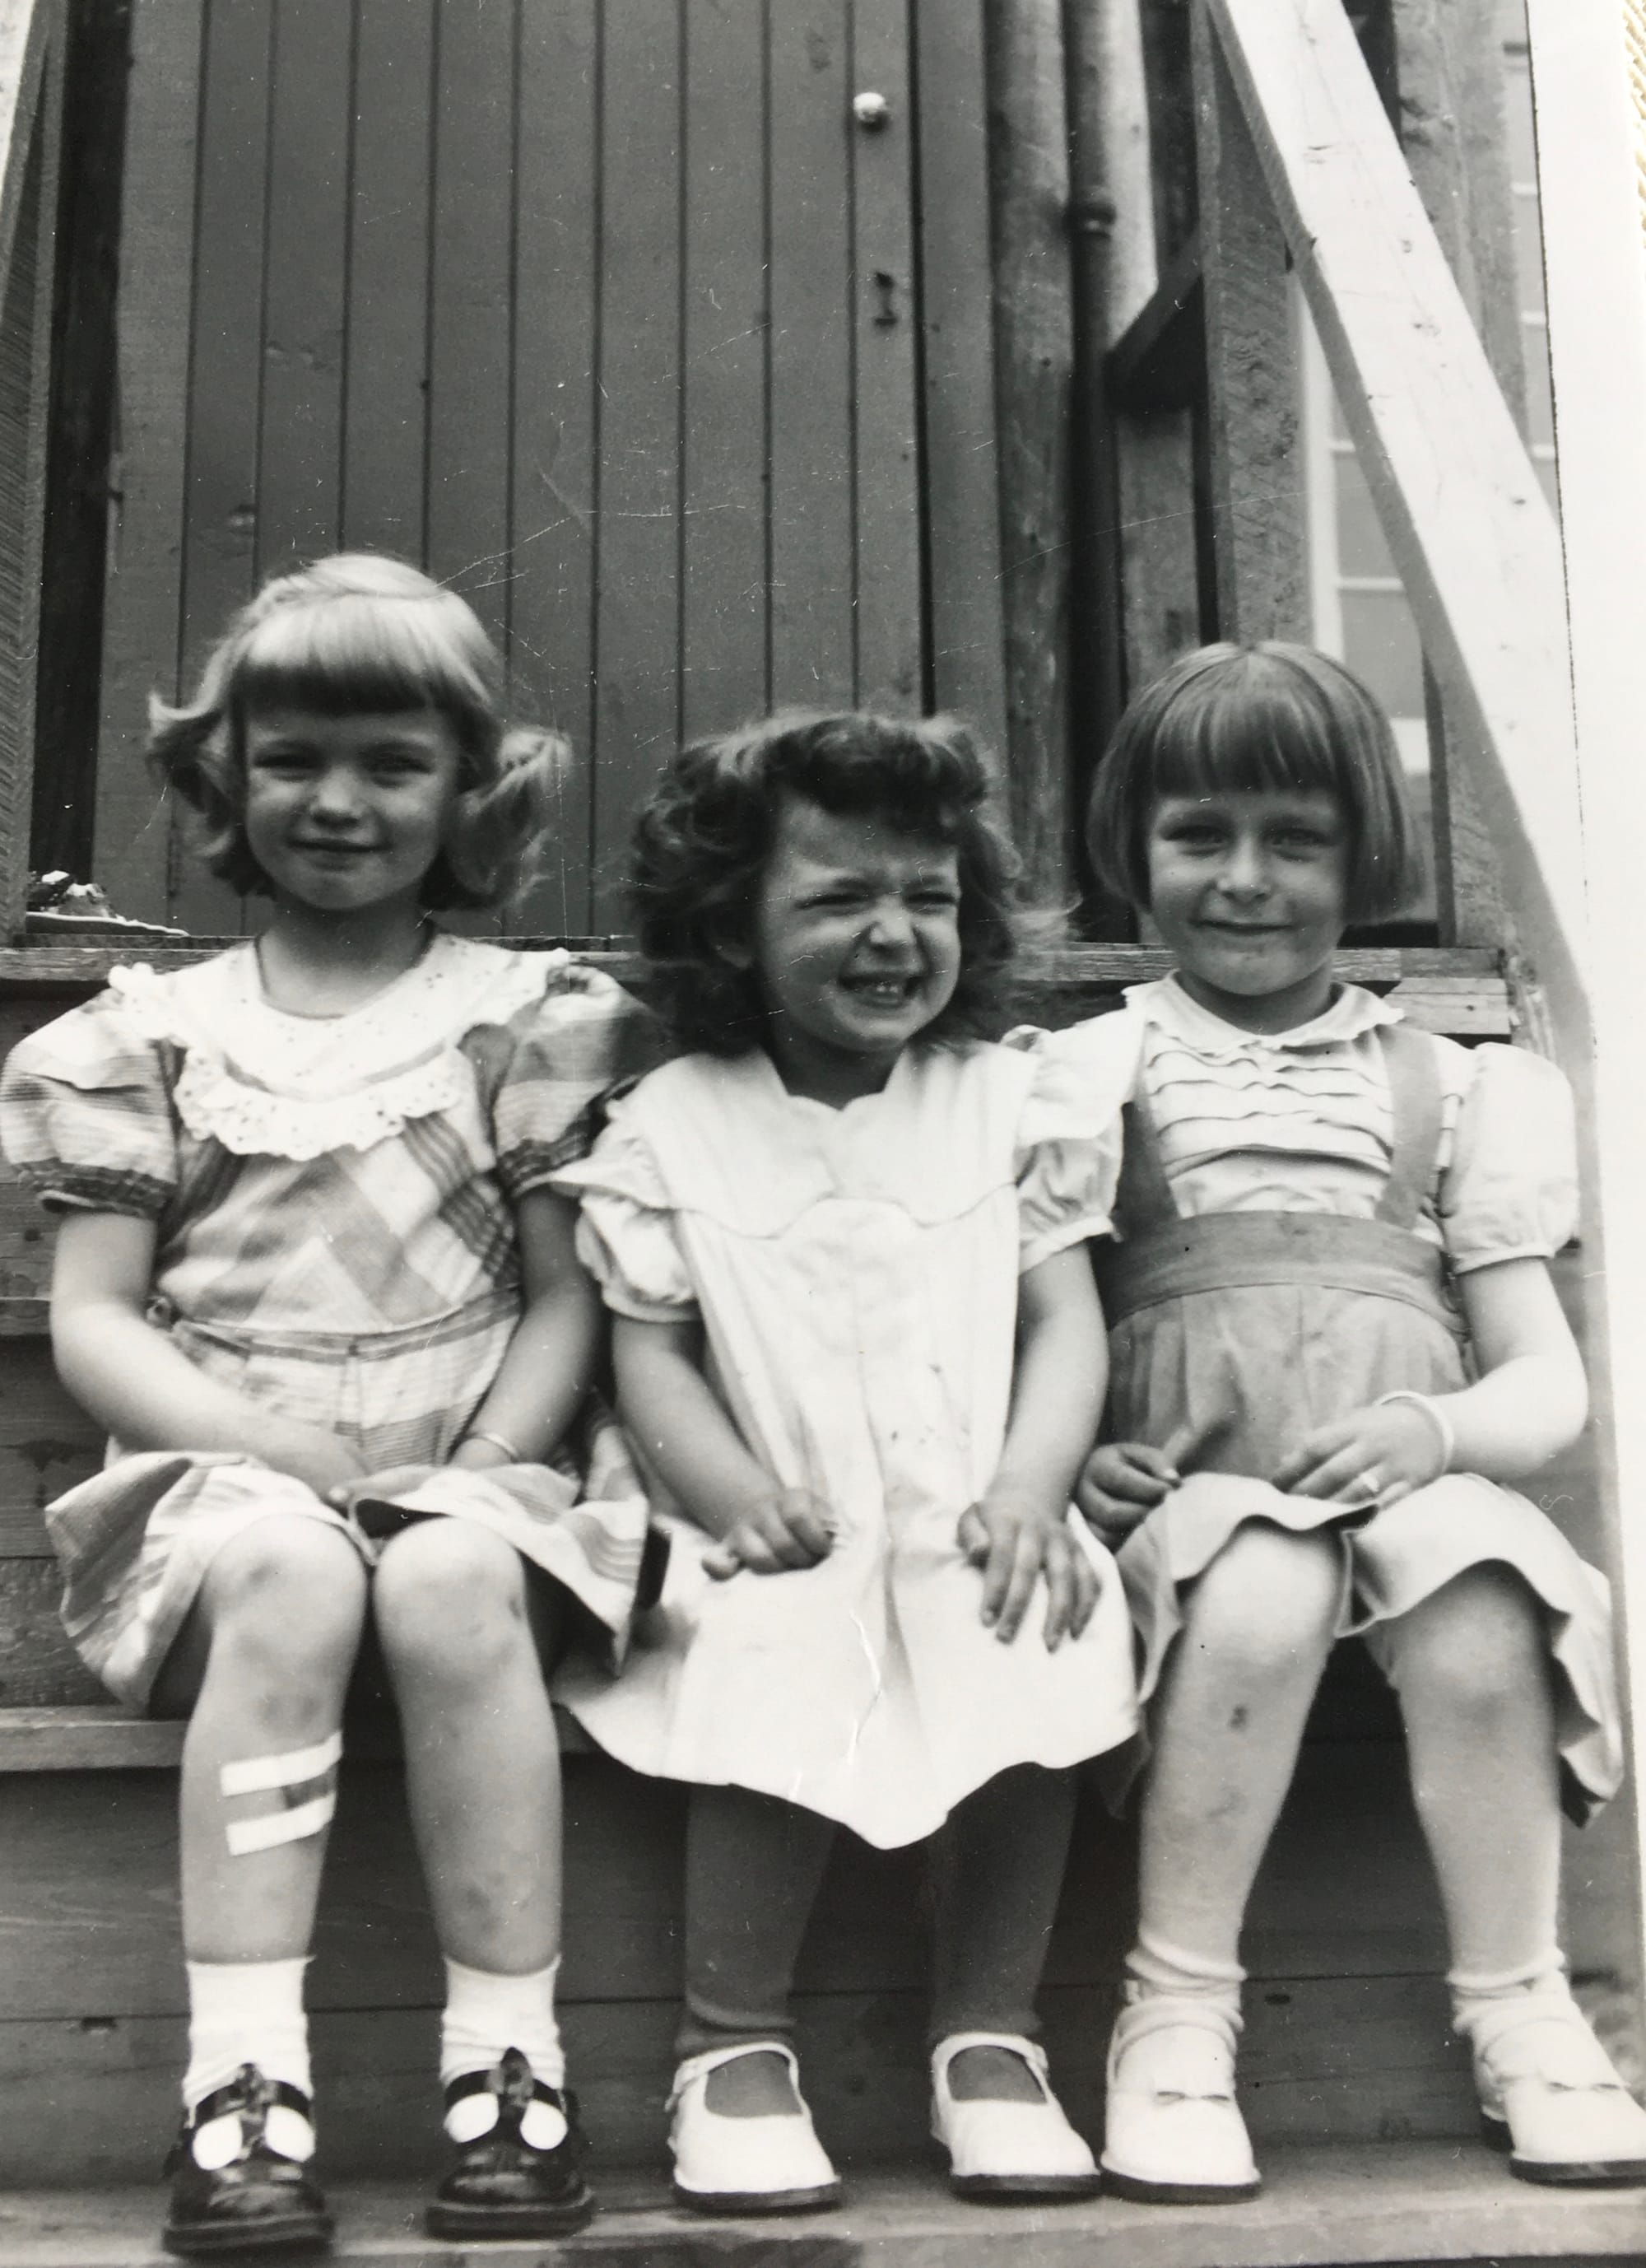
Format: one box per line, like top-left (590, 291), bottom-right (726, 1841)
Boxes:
top-left (151, 1515), bottom-right (366, 2254)
top-left (669, 1784), bottom-right (842, 2214)
top-left (928, 1763), bottom-right (1076, 2099)
top-left (678, 1783), bottom-right (835, 2112)
top-left (1107, 1523), bottom-right (1343, 2202)
top-left (1381, 1565), bottom-right (1646, 2183)
top-left (152, 1516), bottom-right (370, 2091)
top-left (923, 1766), bottom-right (1100, 2197)
top-left (372, 1517), bottom-right (596, 2237)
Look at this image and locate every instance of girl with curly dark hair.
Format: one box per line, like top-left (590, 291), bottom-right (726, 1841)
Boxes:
top-left (552, 710), bottom-right (1138, 2217)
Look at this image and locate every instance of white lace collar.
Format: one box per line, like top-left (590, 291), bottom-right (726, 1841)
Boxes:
top-left (1126, 973), bottom-right (1401, 1059)
top-left (108, 935), bottom-right (561, 1160)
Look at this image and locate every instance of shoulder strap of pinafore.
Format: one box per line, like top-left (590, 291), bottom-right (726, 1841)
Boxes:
top-left (1374, 1020), bottom-right (1446, 1229)
top-left (1111, 1011), bottom-right (1446, 1236)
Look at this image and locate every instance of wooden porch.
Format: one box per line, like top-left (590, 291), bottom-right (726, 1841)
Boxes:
top-left (0, 0), bottom-right (1641, 2259)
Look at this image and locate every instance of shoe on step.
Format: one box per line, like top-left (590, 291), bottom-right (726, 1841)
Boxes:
top-left (930, 2031), bottom-right (1100, 2200)
top-left (1100, 1997), bottom-right (1260, 2205)
top-left (162, 2064), bottom-right (332, 2257)
top-left (426, 2046), bottom-right (595, 2238)
top-left (1461, 1987), bottom-right (1646, 2187)
top-left (668, 2042), bottom-right (842, 2215)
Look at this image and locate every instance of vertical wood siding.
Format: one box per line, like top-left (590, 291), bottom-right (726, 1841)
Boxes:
top-left (95, 0), bottom-right (999, 936)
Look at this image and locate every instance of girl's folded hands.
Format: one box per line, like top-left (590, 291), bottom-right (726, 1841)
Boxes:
top-left (1272, 1399), bottom-right (1448, 1507)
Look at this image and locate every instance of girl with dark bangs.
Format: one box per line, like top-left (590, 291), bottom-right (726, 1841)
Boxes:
top-left (1025, 640), bottom-right (1642, 2202)
top-left (551, 710), bottom-right (1139, 2215)
top-left (0, 554), bottom-right (661, 2251)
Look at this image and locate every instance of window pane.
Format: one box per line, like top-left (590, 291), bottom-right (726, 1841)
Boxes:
top-left (1523, 324), bottom-right (1554, 449)
top-left (1334, 452), bottom-right (1393, 578)
top-left (1341, 589), bottom-right (1425, 720)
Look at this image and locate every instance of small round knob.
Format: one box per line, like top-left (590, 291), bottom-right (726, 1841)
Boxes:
top-left (852, 90), bottom-right (891, 130)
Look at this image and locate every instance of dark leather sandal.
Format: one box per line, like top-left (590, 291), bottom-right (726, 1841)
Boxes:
top-left (426, 2046), bottom-right (595, 2239)
top-left (162, 2064), bottom-right (332, 2257)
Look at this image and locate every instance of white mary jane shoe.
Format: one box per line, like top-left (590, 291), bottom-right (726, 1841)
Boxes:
top-left (1101, 1998), bottom-right (1260, 2204)
top-left (667, 2042), bottom-right (842, 2216)
top-left (930, 2032), bottom-right (1101, 2200)
top-left (1460, 1988), bottom-right (1646, 2186)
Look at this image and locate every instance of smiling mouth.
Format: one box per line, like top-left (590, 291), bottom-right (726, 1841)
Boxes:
top-left (839, 973), bottom-right (921, 1004)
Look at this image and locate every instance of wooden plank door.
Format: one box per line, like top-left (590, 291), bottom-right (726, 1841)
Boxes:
top-left (92, 0), bottom-right (973, 938)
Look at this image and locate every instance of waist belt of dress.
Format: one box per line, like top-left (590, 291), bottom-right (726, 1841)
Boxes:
top-left (1096, 1211), bottom-right (1462, 1334)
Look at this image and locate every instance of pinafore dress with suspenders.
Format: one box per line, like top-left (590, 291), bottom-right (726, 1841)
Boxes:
top-left (1096, 1020), bottom-right (1620, 1824)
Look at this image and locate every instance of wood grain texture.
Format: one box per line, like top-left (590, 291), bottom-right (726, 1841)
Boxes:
top-left (677, 0), bottom-right (767, 743)
top-left (91, 0), bottom-right (202, 928)
top-left (257, 0), bottom-right (351, 571)
top-left (509, 0), bottom-right (598, 933)
top-left (913, 0), bottom-right (1007, 757)
top-left (0, 6), bottom-right (53, 941)
top-left (590, 0), bottom-right (682, 926)
top-left (984, 0), bottom-right (1075, 899)
top-left (342, 0), bottom-right (435, 561)
top-left (767, 3), bottom-right (854, 714)
top-left (1189, 2), bottom-right (1307, 644)
top-left (850, 0), bottom-right (920, 712)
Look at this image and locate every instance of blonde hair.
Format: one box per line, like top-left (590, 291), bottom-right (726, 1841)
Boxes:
top-left (147, 553), bottom-right (565, 910)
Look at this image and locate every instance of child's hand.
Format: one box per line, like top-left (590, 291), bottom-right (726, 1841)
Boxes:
top-left (956, 1495), bottom-right (1098, 1650)
top-left (328, 1463), bottom-right (439, 1512)
top-left (1273, 1399), bottom-right (1447, 1508)
top-left (258, 1421), bottom-right (369, 1502)
top-left (1075, 1441), bottom-right (1180, 1542)
top-left (702, 1488), bottom-right (836, 1580)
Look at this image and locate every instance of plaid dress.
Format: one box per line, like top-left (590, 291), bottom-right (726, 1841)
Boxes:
top-left (0, 934), bottom-right (660, 1708)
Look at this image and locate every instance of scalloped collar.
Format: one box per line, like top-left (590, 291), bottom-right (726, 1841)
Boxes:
top-left (105, 935), bottom-right (563, 1160)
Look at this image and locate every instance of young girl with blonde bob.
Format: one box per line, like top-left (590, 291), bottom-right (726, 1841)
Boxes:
top-left (0, 556), bottom-right (658, 2253)
top-left (551, 711), bottom-right (1139, 2214)
top-left (1033, 640), bottom-right (1644, 2202)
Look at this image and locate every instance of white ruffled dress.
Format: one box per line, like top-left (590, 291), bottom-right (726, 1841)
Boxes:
top-left (551, 1039), bottom-right (1142, 1851)
top-left (0, 935), bottom-right (659, 1707)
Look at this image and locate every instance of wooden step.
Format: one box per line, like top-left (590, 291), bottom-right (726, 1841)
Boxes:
top-left (0, 2149), bottom-right (1641, 2267)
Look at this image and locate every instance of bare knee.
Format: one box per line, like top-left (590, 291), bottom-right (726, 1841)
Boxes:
top-left (373, 1518), bottom-right (538, 1687)
top-left (1384, 1565), bottom-right (1547, 1717)
top-left (1183, 1523), bottom-right (1343, 1678)
top-left (202, 1518), bottom-right (368, 1676)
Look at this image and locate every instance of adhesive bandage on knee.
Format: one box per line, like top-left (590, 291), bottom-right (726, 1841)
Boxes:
top-left (220, 1732), bottom-right (342, 1856)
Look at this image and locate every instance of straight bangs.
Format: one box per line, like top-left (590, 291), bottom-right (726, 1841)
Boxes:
top-left (233, 587), bottom-right (502, 770)
top-left (1088, 642), bottom-right (1420, 921)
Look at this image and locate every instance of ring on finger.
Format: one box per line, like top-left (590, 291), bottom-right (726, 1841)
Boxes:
top-left (1353, 1466), bottom-right (1384, 1502)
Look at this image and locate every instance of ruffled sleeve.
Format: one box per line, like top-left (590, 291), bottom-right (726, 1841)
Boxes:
top-left (1439, 1044), bottom-right (1578, 1272)
top-left (551, 1094), bottom-right (699, 1321)
top-left (483, 964), bottom-right (665, 1201)
top-left (0, 990), bottom-right (179, 1218)
top-left (1007, 1014), bottom-right (1141, 1274)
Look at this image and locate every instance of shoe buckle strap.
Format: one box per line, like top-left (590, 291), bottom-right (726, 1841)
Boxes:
top-left (930, 2032), bottom-right (1051, 2098)
top-left (668, 2040), bottom-right (800, 2113)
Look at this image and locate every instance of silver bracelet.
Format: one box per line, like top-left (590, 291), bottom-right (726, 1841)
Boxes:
top-left (1376, 1390), bottom-right (1455, 1477)
top-left (462, 1427), bottom-right (524, 1465)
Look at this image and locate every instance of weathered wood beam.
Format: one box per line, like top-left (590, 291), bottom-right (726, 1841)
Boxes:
top-left (985, 0), bottom-right (1075, 900)
top-left (0, 0), bottom-right (55, 943)
top-left (1523, 0), bottom-right (1646, 2070)
top-left (1390, 0), bottom-right (1522, 950)
top-left (1105, 230), bottom-right (1202, 412)
top-left (1189, 4), bottom-right (1308, 644)
top-left (1204, 0), bottom-right (1587, 1055)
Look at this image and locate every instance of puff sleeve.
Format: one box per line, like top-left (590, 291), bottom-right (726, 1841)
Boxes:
top-left (0, 992), bottom-right (179, 1218)
top-left (1438, 1043), bottom-right (1579, 1273)
top-left (551, 1095), bottom-right (699, 1321)
top-left (1007, 1014), bottom-right (1141, 1273)
top-left (485, 964), bottom-right (664, 1201)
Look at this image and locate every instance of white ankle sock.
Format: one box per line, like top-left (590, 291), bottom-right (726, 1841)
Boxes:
top-left (1448, 1949), bottom-right (1569, 2034)
top-left (183, 1958), bottom-right (314, 2164)
top-left (1124, 1929), bottom-right (1245, 2016)
top-left (440, 1956), bottom-right (565, 2144)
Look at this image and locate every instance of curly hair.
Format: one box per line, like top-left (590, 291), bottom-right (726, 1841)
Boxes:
top-left (146, 552), bottom-right (566, 911)
top-left (1087, 641), bottom-right (1422, 924)
top-left (630, 710), bottom-right (1024, 1054)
